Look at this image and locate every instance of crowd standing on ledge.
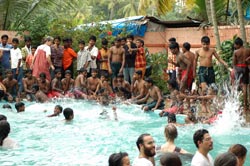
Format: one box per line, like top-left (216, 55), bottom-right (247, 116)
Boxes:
top-left (0, 33), bottom-right (250, 166)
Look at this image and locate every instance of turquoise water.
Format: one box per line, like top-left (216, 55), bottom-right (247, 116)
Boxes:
top-left (0, 99), bottom-right (250, 166)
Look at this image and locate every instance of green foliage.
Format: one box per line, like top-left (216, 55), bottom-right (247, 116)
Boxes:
top-left (146, 51), bottom-right (169, 94)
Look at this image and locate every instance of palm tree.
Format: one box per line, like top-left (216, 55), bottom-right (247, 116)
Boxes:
top-left (236, 0), bottom-right (247, 46)
top-left (210, 0), bottom-right (221, 50)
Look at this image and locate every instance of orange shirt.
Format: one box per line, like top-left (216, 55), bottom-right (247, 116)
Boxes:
top-left (63, 48), bottom-right (77, 70)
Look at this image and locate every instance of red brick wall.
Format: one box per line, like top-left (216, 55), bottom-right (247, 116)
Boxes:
top-left (0, 31), bottom-right (23, 43)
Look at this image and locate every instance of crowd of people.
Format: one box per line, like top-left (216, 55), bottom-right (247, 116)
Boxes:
top-left (0, 32), bottom-right (250, 165)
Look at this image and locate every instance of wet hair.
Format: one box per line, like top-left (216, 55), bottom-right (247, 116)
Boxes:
top-left (2, 104), bottom-right (12, 109)
top-left (214, 152), bottom-right (238, 166)
top-left (55, 105), bottom-right (63, 113)
top-left (15, 102), bottom-right (25, 112)
top-left (145, 77), bottom-right (154, 84)
top-left (0, 115), bottom-right (7, 121)
top-left (65, 70), bottom-right (71, 75)
top-left (167, 113), bottom-right (176, 123)
top-left (89, 35), bottom-right (97, 42)
top-left (24, 36), bottom-right (32, 42)
top-left (12, 38), bottom-right (19, 44)
top-left (126, 34), bottom-right (134, 40)
top-left (63, 108), bottom-right (74, 120)
top-left (25, 69), bottom-right (32, 74)
top-left (101, 38), bottom-right (108, 45)
top-left (78, 40), bottom-right (85, 45)
top-left (201, 36), bottom-right (210, 44)
top-left (115, 38), bottom-right (121, 42)
top-left (234, 37), bottom-right (243, 46)
top-left (164, 124), bottom-right (178, 141)
top-left (39, 72), bottom-right (46, 78)
top-left (183, 42), bottom-right (191, 51)
top-left (79, 67), bottom-right (87, 73)
top-left (0, 120), bottom-right (10, 145)
top-left (228, 144), bottom-right (247, 159)
top-left (135, 70), bottom-right (142, 76)
top-left (54, 36), bottom-right (61, 41)
top-left (193, 129), bottom-right (209, 148)
top-left (169, 42), bottom-right (179, 50)
top-left (168, 37), bottom-right (176, 43)
top-left (32, 84), bottom-right (39, 92)
top-left (108, 152), bottom-right (128, 166)
top-left (1, 34), bottom-right (8, 40)
top-left (136, 133), bottom-right (150, 150)
top-left (160, 152), bottom-right (182, 166)
top-left (136, 39), bottom-right (144, 46)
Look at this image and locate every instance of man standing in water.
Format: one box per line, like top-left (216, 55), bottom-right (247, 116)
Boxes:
top-left (233, 37), bottom-right (249, 112)
top-left (133, 133), bottom-right (156, 166)
top-left (191, 129), bottom-right (214, 166)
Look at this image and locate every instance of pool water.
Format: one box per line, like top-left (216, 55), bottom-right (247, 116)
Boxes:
top-left (0, 99), bottom-right (250, 166)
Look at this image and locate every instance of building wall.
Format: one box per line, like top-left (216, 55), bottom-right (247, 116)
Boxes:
top-left (0, 31), bottom-right (23, 43)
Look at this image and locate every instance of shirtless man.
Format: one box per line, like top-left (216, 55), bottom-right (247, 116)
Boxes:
top-left (32, 84), bottom-right (49, 103)
top-left (23, 69), bottom-right (37, 101)
top-left (87, 68), bottom-right (100, 99)
top-left (194, 36), bottom-right (231, 94)
top-left (233, 37), bottom-right (250, 111)
top-left (2, 70), bottom-right (19, 102)
top-left (37, 73), bottom-right (50, 95)
top-left (50, 69), bottom-right (64, 98)
top-left (131, 70), bottom-right (148, 101)
top-left (108, 38), bottom-right (125, 79)
top-left (61, 70), bottom-right (74, 98)
top-left (73, 68), bottom-right (88, 99)
top-left (168, 42), bottom-right (191, 92)
top-left (137, 77), bottom-right (164, 111)
top-left (113, 73), bottom-right (131, 99)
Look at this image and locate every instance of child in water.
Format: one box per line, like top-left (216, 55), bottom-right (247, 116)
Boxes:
top-left (47, 105), bottom-right (63, 117)
top-left (63, 108), bottom-right (74, 121)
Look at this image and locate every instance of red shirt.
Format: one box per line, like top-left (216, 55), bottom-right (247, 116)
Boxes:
top-left (135, 47), bottom-right (146, 68)
top-left (63, 48), bottom-right (77, 70)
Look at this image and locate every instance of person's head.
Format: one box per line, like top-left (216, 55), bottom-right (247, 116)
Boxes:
top-left (32, 84), bottom-right (39, 93)
top-left (64, 70), bottom-right (72, 78)
top-left (117, 73), bottom-right (124, 83)
top-left (91, 68), bottom-right (98, 78)
top-left (44, 36), bottom-right (53, 46)
top-left (169, 42), bottom-right (179, 55)
top-left (214, 152), bottom-right (238, 166)
top-left (108, 152), bottom-right (130, 166)
top-left (201, 36), bottom-right (210, 50)
top-left (79, 68), bottom-right (87, 75)
top-left (164, 124), bottom-right (178, 141)
top-left (114, 38), bottom-right (121, 47)
top-left (78, 40), bottom-right (85, 50)
top-left (144, 77), bottom-right (154, 88)
top-left (0, 114), bottom-right (7, 121)
top-left (167, 79), bottom-right (178, 91)
top-left (89, 35), bottom-right (97, 46)
top-left (126, 34), bottom-right (134, 42)
top-left (31, 46), bottom-right (37, 55)
top-left (39, 72), bottom-right (46, 81)
top-left (12, 38), bottom-right (19, 48)
top-left (2, 104), bottom-right (12, 110)
top-left (136, 39), bottom-right (144, 47)
top-left (54, 105), bottom-right (63, 115)
top-left (136, 133), bottom-right (156, 157)
top-left (234, 37), bottom-right (243, 49)
top-left (134, 70), bottom-right (142, 80)
top-left (182, 42), bottom-right (191, 53)
top-left (1, 34), bottom-right (9, 45)
top-left (63, 38), bottom-right (70, 48)
top-left (63, 108), bottom-right (74, 120)
top-left (228, 144), bottom-right (247, 166)
top-left (193, 129), bottom-right (213, 152)
top-left (0, 120), bottom-right (10, 145)
top-left (168, 37), bottom-right (176, 44)
top-left (25, 69), bottom-right (33, 78)
top-left (15, 102), bottom-right (25, 113)
top-left (167, 113), bottom-right (176, 123)
top-left (5, 69), bottom-right (13, 79)
top-left (54, 36), bottom-right (61, 45)
top-left (101, 38), bottom-right (108, 49)
top-left (160, 152), bottom-right (182, 166)
top-left (100, 72), bottom-right (109, 82)
top-left (24, 36), bottom-right (32, 47)
top-left (121, 37), bottom-right (127, 46)
top-left (55, 69), bottom-right (62, 78)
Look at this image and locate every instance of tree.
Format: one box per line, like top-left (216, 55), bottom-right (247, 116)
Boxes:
top-left (236, 0), bottom-right (247, 46)
top-left (210, 0), bottom-right (221, 50)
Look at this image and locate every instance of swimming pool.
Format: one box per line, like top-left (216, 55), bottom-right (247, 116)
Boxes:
top-left (0, 98), bottom-right (249, 166)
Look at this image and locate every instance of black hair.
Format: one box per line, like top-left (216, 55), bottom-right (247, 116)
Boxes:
top-left (136, 39), bottom-right (144, 46)
top-left (169, 42), bottom-right (179, 50)
top-left (15, 102), bottom-right (25, 112)
top-left (126, 34), bottom-right (134, 40)
top-left (31, 46), bottom-right (37, 49)
top-left (12, 38), bottom-right (19, 44)
top-left (25, 69), bottom-right (32, 74)
top-left (24, 36), bottom-right (32, 42)
top-left (63, 108), bottom-right (74, 120)
top-left (108, 152), bottom-right (128, 166)
top-left (115, 38), bottom-right (121, 42)
top-left (55, 69), bottom-right (62, 74)
top-left (32, 84), bottom-right (39, 92)
top-left (193, 129), bottom-right (209, 148)
top-left (168, 37), bottom-right (176, 43)
top-left (5, 69), bottom-right (12, 75)
top-left (101, 38), bottom-right (108, 45)
top-left (167, 79), bottom-right (178, 90)
top-left (89, 35), bottom-right (97, 42)
top-left (0, 120), bottom-right (10, 145)
top-left (201, 36), bottom-right (210, 44)
top-left (121, 37), bottom-right (127, 41)
top-left (234, 37), bottom-right (243, 46)
top-left (55, 105), bottom-right (63, 113)
top-left (2, 104), bottom-right (12, 109)
top-left (79, 67), bottom-right (87, 73)
top-left (135, 70), bottom-right (142, 76)
top-left (39, 72), bottom-right (46, 78)
top-left (117, 73), bottom-right (124, 78)
top-left (1, 34), bottom-right (8, 40)
top-left (183, 42), bottom-right (191, 51)
top-left (54, 36), bottom-right (61, 41)
top-left (136, 133), bottom-right (150, 150)
top-left (160, 152), bottom-right (182, 166)
top-left (65, 70), bottom-right (72, 75)
top-left (63, 37), bottom-right (70, 43)
top-left (0, 114), bottom-right (7, 121)
top-left (214, 152), bottom-right (238, 166)
top-left (78, 40), bottom-right (85, 45)
top-left (145, 77), bottom-right (154, 84)
top-left (91, 68), bottom-right (98, 73)
top-left (167, 113), bottom-right (176, 123)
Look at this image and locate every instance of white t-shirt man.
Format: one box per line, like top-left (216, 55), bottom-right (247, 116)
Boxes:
top-left (84, 46), bottom-right (98, 69)
top-left (133, 157), bottom-right (153, 166)
top-left (191, 151), bottom-right (214, 166)
top-left (35, 44), bottom-right (51, 58)
top-left (10, 48), bottom-right (22, 69)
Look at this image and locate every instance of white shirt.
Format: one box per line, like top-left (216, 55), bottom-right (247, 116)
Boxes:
top-left (77, 49), bottom-right (91, 71)
top-left (133, 157), bottom-right (153, 166)
top-left (10, 48), bottom-right (22, 69)
top-left (191, 151), bottom-right (214, 166)
top-left (84, 46), bottom-right (98, 69)
top-left (35, 44), bottom-right (51, 58)
top-left (2, 137), bottom-right (18, 148)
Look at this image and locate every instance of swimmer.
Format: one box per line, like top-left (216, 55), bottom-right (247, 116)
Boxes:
top-left (15, 102), bottom-right (25, 113)
top-left (0, 120), bottom-right (18, 148)
top-left (167, 113), bottom-right (183, 127)
top-left (63, 108), bottom-right (74, 121)
top-left (47, 105), bottom-right (63, 117)
top-left (108, 152), bottom-right (130, 166)
top-left (0, 114), bottom-right (7, 121)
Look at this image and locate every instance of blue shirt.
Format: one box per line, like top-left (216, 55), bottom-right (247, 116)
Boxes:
top-left (0, 43), bottom-right (12, 69)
